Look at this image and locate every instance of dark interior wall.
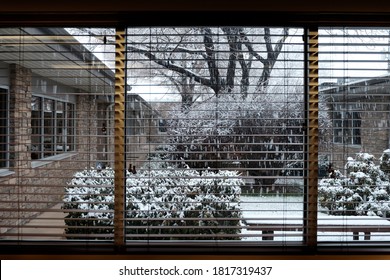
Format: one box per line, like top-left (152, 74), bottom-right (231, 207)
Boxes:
top-left (0, 0), bottom-right (389, 13)
top-left (1, 1), bottom-right (390, 26)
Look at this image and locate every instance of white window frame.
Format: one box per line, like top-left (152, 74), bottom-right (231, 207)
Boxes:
top-left (0, 87), bottom-right (9, 169)
top-left (333, 103), bottom-right (361, 146)
top-left (31, 95), bottom-right (75, 161)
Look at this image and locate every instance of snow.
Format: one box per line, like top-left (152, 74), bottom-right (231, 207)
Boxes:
top-left (319, 152), bottom-right (390, 217)
top-left (240, 195), bottom-right (390, 242)
top-left (64, 167), bottom-right (243, 238)
top-left (64, 152), bottom-right (390, 242)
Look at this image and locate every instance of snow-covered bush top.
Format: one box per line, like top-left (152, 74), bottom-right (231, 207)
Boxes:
top-left (319, 152), bottom-right (390, 216)
top-left (63, 166), bottom-right (244, 240)
top-left (168, 92), bottom-right (331, 142)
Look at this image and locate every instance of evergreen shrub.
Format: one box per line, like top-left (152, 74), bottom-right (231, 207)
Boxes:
top-left (318, 152), bottom-right (390, 217)
top-left (63, 167), bottom-right (243, 240)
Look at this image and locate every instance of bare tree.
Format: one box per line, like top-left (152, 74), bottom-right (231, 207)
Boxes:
top-left (127, 27), bottom-right (320, 188)
top-left (127, 27), bottom-right (290, 107)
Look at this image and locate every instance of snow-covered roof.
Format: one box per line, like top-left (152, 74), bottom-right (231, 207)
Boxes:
top-left (320, 74), bottom-right (390, 100)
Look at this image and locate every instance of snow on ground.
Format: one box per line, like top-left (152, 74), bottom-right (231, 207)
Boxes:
top-left (239, 195), bottom-right (390, 242)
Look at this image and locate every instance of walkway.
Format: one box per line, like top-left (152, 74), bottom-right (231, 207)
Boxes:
top-left (3, 203), bottom-right (66, 240)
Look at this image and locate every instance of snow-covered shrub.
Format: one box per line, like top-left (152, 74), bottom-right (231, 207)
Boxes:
top-left (62, 168), bottom-right (115, 239)
top-left (318, 155), bottom-right (330, 178)
top-left (63, 167), bottom-right (243, 240)
top-left (166, 92), bottom-right (331, 187)
top-left (318, 176), bottom-right (356, 215)
top-left (318, 152), bottom-right (390, 216)
top-left (380, 149), bottom-right (390, 175)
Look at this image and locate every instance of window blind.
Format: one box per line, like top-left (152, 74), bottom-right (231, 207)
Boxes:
top-left (0, 26), bottom-right (310, 246)
top-left (1, 25), bottom-right (390, 253)
top-left (0, 27), bottom-right (116, 240)
top-left (318, 28), bottom-right (390, 244)
top-left (125, 27), bottom-right (308, 244)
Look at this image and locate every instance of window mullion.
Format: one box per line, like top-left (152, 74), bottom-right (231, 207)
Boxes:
top-left (305, 27), bottom-right (319, 248)
top-left (114, 27), bottom-right (126, 248)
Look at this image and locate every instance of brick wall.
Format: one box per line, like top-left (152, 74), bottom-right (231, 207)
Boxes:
top-left (326, 98), bottom-right (390, 172)
top-left (0, 65), bottom-right (101, 234)
top-left (8, 64), bottom-right (32, 170)
top-left (75, 94), bottom-right (99, 165)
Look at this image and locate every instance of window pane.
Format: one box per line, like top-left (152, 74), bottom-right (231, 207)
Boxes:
top-left (44, 99), bottom-right (54, 156)
top-left (125, 27), bottom-right (306, 243)
top-left (67, 103), bottom-right (74, 152)
top-left (0, 88), bottom-right (7, 168)
top-left (56, 102), bottom-right (65, 153)
top-left (0, 27), bottom-right (115, 241)
top-left (31, 96), bottom-right (42, 159)
top-left (319, 27), bottom-right (390, 243)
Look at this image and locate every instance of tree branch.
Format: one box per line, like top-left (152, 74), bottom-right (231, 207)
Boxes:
top-left (273, 28), bottom-right (289, 59)
top-left (239, 29), bottom-right (267, 65)
top-left (264, 28), bottom-right (273, 55)
top-left (202, 27), bottom-right (222, 95)
top-left (127, 45), bottom-right (215, 91)
top-left (256, 28), bottom-right (290, 93)
top-left (222, 27), bottom-right (239, 93)
top-left (160, 46), bottom-right (207, 59)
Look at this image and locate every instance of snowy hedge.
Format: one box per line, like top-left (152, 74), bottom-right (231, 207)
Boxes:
top-left (318, 152), bottom-right (390, 216)
top-left (63, 167), bottom-right (243, 240)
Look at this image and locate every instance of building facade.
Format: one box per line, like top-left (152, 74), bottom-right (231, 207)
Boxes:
top-left (0, 27), bottom-right (115, 233)
top-left (321, 76), bottom-right (390, 171)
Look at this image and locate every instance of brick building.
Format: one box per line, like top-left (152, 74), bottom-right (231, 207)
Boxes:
top-left (0, 27), bottom-right (165, 235)
top-left (320, 76), bottom-right (390, 170)
top-left (0, 27), bottom-right (116, 233)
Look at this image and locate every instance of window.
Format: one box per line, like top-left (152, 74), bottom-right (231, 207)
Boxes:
top-left (0, 27), bottom-right (116, 245)
top-left (318, 27), bottom-right (390, 244)
top-left (0, 87), bottom-right (7, 168)
top-left (333, 104), bottom-right (361, 145)
top-left (1, 24), bottom-right (390, 255)
top-left (123, 27), bottom-right (307, 242)
top-left (31, 96), bottom-right (74, 160)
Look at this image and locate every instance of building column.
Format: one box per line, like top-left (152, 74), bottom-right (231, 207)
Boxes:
top-left (9, 64), bottom-right (32, 171)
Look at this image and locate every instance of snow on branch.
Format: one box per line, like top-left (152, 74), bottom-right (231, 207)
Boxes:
top-left (127, 45), bottom-right (214, 91)
top-left (159, 46), bottom-right (207, 58)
